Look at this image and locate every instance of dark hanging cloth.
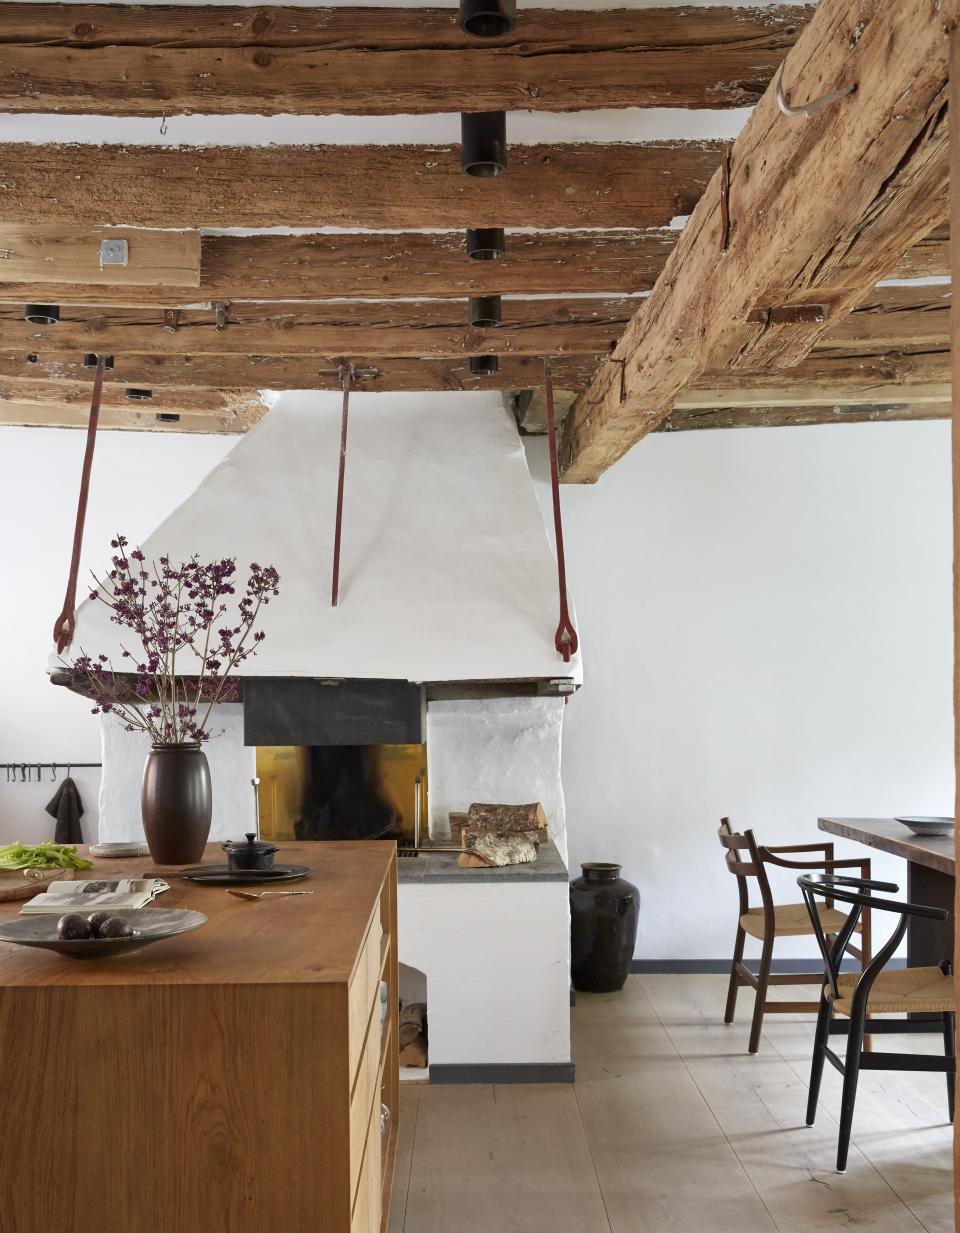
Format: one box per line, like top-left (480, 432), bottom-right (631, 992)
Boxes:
top-left (44, 776), bottom-right (85, 844)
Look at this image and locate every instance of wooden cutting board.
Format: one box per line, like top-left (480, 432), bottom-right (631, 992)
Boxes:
top-left (0, 867), bottom-right (73, 903)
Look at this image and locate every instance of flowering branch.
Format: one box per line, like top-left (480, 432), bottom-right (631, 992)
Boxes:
top-left (61, 535), bottom-right (280, 746)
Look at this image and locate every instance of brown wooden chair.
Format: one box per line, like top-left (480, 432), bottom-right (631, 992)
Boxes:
top-left (718, 819), bottom-right (872, 1053)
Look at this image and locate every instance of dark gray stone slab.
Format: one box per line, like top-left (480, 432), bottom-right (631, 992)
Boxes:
top-left (398, 839), bottom-right (568, 884)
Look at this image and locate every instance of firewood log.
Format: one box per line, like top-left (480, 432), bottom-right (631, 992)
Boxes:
top-left (465, 802), bottom-right (547, 834)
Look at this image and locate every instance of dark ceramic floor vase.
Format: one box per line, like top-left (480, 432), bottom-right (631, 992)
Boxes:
top-left (141, 743), bottom-right (213, 865)
top-left (570, 862), bottom-right (640, 993)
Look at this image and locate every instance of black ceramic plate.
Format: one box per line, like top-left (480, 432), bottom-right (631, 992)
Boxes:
top-left (179, 864), bottom-right (311, 886)
top-left (0, 908), bottom-right (207, 960)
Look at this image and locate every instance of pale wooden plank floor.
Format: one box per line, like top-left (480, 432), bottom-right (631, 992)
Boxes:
top-left (389, 975), bottom-right (953, 1233)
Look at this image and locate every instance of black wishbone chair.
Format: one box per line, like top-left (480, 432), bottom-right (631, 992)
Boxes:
top-left (799, 873), bottom-right (956, 1173)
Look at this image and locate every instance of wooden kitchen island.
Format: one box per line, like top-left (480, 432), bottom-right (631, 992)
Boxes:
top-left (0, 841), bottom-right (399, 1233)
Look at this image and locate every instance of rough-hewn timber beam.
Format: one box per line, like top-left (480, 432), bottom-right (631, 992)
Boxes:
top-left (681, 349), bottom-right (949, 409)
top-left (1, 376), bottom-right (255, 415)
top-left (0, 4), bottom-right (809, 115)
top-left (0, 401), bottom-right (258, 432)
top-left (0, 225), bottom-right (947, 308)
top-left (0, 229), bottom-right (677, 305)
top-left (658, 402), bottom-right (949, 430)
top-left (560, 0), bottom-right (955, 482)
top-left (0, 353), bottom-right (599, 394)
top-left (2, 285), bottom-right (945, 359)
top-left (0, 298), bottom-right (628, 358)
top-left (820, 285), bottom-right (950, 352)
top-left (0, 142), bottom-right (724, 231)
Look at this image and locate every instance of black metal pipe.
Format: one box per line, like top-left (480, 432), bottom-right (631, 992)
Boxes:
top-left (461, 111), bottom-right (507, 177)
top-left (25, 304), bottom-right (60, 325)
top-left (468, 295), bottom-right (502, 328)
top-left (470, 355), bottom-right (499, 375)
top-left (458, 0), bottom-right (516, 37)
top-left (466, 228), bottom-right (505, 261)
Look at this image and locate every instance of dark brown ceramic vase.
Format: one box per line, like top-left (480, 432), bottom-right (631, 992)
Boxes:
top-left (569, 862), bottom-right (640, 993)
top-left (141, 743), bottom-right (213, 865)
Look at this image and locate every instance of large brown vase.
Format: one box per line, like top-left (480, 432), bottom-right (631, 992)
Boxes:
top-left (141, 743), bottom-right (212, 865)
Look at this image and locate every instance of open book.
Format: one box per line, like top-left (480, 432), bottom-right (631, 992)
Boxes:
top-left (19, 878), bottom-right (170, 915)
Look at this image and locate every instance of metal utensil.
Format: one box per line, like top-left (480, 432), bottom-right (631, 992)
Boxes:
top-left (227, 888), bottom-right (315, 901)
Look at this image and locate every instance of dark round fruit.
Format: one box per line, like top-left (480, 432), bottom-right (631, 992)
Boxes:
top-left (87, 911), bottom-right (112, 936)
top-left (98, 916), bottom-right (133, 939)
top-left (56, 913), bottom-right (92, 940)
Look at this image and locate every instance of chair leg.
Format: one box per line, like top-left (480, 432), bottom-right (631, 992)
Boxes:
top-left (748, 935), bottom-right (773, 1055)
top-left (837, 1009), bottom-right (866, 1173)
top-left (724, 925), bottom-right (746, 1025)
top-left (943, 1012), bottom-right (955, 1124)
top-left (806, 996), bottom-right (832, 1127)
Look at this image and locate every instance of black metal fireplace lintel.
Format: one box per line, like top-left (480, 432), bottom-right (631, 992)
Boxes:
top-left (243, 678), bottom-right (425, 747)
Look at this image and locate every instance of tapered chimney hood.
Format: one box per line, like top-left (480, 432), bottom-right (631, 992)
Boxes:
top-left (57, 391), bottom-right (581, 701)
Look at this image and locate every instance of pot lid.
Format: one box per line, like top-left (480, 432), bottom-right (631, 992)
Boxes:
top-left (224, 832), bottom-right (279, 856)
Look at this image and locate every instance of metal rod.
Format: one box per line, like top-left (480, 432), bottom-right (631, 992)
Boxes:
top-left (331, 364), bottom-right (352, 607)
top-left (0, 763), bottom-right (102, 769)
top-left (544, 358), bottom-right (579, 663)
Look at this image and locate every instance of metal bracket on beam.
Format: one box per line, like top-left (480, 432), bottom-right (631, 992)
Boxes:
top-left (162, 309), bottom-right (179, 334)
top-left (99, 238), bottom-right (128, 268)
top-left (776, 64), bottom-right (855, 120)
top-left (214, 301), bottom-right (229, 331)
top-left (747, 304), bottom-right (830, 327)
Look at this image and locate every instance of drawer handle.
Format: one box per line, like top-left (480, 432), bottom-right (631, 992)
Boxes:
top-left (380, 1103), bottom-right (391, 1133)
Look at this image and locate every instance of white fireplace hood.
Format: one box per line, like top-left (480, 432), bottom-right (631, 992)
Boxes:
top-left (60, 391), bottom-right (581, 690)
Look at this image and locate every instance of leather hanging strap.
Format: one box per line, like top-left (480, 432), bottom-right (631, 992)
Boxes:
top-left (53, 356), bottom-right (106, 654)
top-left (331, 364), bottom-right (352, 607)
top-left (543, 358), bottom-right (579, 663)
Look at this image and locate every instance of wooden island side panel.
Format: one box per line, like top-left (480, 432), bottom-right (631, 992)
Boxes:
top-left (0, 842), bottom-right (399, 1233)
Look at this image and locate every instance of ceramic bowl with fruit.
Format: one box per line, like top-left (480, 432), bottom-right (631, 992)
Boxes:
top-left (0, 907), bottom-right (207, 959)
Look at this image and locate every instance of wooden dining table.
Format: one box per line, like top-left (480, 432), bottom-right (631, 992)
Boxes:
top-left (818, 817), bottom-right (955, 968)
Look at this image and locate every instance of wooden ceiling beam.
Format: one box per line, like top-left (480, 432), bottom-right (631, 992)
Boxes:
top-left (0, 4), bottom-right (809, 115)
top-left (0, 142), bottom-right (724, 231)
top-left (0, 352), bottom-right (600, 394)
top-left (0, 401), bottom-right (257, 432)
top-left (658, 402), bottom-right (949, 431)
top-left (1, 285), bottom-right (946, 359)
top-left (0, 225), bottom-right (201, 287)
top-left (0, 297), bottom-right (630, 358)
top-left (818, 285), bottom-right (950, 352)
top-left (559, 0), bottom-right (954, 482)
top-left (0, 225), bottom-right (947, 308)
top-left (681, 348), bottom-right (949, 410)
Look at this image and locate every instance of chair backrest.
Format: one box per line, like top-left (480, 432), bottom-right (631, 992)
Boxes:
top-left (798, 872), bottom-right (949, 1002)
top-left (717, 818), bottom-right (773, 916)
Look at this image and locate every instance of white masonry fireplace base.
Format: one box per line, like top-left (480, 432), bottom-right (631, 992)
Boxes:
top-left (96, 695), bottom-right (572, 1079)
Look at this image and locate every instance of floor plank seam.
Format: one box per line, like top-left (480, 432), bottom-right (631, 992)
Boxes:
top-left (569, 1081), bottom-right (616, 1233)
top-left (633, 976), bottom-right (786, 1233)
top-left (395, 1088), bottom-right (422, 1233)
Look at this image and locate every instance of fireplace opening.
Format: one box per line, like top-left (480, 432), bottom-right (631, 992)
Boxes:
top-left (255, 744), bottom-right (427, 843)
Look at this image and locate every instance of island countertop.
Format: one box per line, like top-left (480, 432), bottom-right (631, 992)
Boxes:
top-left (0, 839), bottom-right (392, 987)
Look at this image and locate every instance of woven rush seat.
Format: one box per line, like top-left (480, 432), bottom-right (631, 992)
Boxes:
top-left (830, 966), bottom-right (956, 1016)
top-left (740, 902), bottom-right (859, 940)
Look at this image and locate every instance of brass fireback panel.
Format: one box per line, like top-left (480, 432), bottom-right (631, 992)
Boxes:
top-left (256, 744), bottom-right (427, 841)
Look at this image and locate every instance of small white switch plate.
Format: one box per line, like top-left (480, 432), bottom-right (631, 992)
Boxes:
top-left (99, 238), bottom-right (129, 268)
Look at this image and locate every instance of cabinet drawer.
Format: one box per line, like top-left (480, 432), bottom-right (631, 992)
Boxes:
top-left (351, 1093), bottom-right (383, 1233)
top-left (348, 910), bottom-right (383, 1077)
top-left (349, 1003), bottom-right (381, 1201)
